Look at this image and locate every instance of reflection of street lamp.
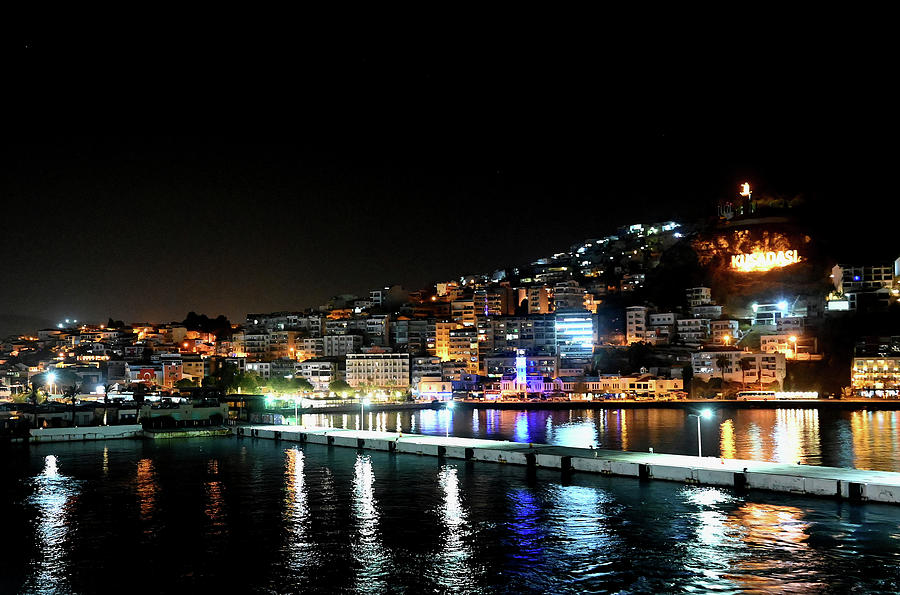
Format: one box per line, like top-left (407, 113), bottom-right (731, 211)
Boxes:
top-left (445, 400), bottom-right (456, 437)
top-left (47, 373), bottom-right (56, 397)
top-left (688, 409), bottom-right (713, 457)
top-left (361, 397), bottom-right (371, 430)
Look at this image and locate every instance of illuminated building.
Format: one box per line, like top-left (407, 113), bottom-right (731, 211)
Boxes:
top-left (831, 258), bottom-right (900, 311)
top-left (691, 348), bottom-right (786, 388)
top-left (626, 306), bottom-right (648, 344)
top-left (411, 356), bottom-right (442, 388)
top-left (473, 286), bottom-right (515, 316)
top-left (555, 311), bottom-right (597, 359)
top-left (434, 322), bottom-right (462, 361)
top-left (710, 320), bottom-right (739, 345)
top-left (345, 353), bottom-right (410, 390)
top-left (761, 334), bottom-right (819, 360)
top-left (450, 299), bottom-right (476, 327)
top-left (851, 338), bottom-right (900, 396)
top-left (524, 285), bottom-right (553, 314)
top-left (448, 327), bottom-right (479, 374)
top-left (296, 359), bottom-right (339, 392)
top-left (751, 301), bottom-right (793, 327)
top-left (483, 353), bottom-right (559, 378)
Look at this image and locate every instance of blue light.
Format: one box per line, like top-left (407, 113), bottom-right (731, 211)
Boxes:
top-left (853, 275), bottom-right (861, 281)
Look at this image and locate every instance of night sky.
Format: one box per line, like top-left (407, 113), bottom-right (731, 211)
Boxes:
top-left (2, 23), bottom-right (897, 334)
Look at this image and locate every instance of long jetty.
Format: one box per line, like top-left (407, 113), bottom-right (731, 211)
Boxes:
top-left (239, 424), bottom-right (900, 505)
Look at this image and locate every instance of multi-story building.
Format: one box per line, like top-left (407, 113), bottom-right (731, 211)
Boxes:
top-left (691, 304), bottom-right (723, 319)
top-left (483, 353), bottom-right (559, 379)
top-left (297, 337), bottom-right (324, 360)
top-left (473, 286), bottom-right (515, 317)
top-left (555, 311), bottom-right (597, 360)
top-left (648, 312), bottom-right (676, 344)
top-left (850, 338), bottom-right (900, 396)
top-left (626, 306), bottom-right (648, 344)
top-left (677, 318), bottom-right (710, 343)
top-left (297, 359), bottom-right (340, 392)
top-left (691, 348), bottom-right (786, 388)
top-left (448, 327), bottom-right (479, 374)
top-left (345, 353), bottom-right (410, 390)
top-left (761, 334), bottom-right (818, 359)
top-left (524, 285), bottom-right (553, 314)
top-left (435, 322), bottom-right (462, 361)
top-left (686, 287), bottom-right (712, 307)
top-left (243, 328), bottom-right (269, 362)
top-left (552, 281), bottom-right (587, 311)
top-left (710, 320), bottom-right (740, 345)
top-left (246, 361), bottom-right (271, 381)
top-left (411, 355), bottom-right (442, 388)
top-left (832, 259), bottom-right (899, 311)
top-left (450, 299), bottom-right (476, 327)
top-left (323, 335), bottom-right (363, 357)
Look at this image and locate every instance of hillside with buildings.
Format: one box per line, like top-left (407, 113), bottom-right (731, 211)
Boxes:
top-left (3, 184), bottom-right (900, 424)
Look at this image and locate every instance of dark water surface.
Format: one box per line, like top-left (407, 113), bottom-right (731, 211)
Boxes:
top-left (3, 408), bottom-right (900, 593)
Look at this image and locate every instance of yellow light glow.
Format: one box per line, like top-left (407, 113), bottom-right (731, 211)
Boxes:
top-left (740, 182), bottom-right (751, 197)
top-left (731, 250), bottom-right (800, 272)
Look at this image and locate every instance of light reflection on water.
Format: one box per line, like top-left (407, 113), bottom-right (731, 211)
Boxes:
top-left (23, 455), bottom-right (79, 595)
top-left (6, 440), bottom-right (900, 593)
top-left (305, 406), bottom-right (900, 471)
top-left (351, 454), bottom-right (391, 594)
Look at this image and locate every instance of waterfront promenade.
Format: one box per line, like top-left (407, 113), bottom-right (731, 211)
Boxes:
top-left (240, 424), bottom-right (900, 505)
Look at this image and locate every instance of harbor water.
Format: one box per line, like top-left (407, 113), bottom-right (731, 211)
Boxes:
top-left (3, 407), bottom-right (900, 593)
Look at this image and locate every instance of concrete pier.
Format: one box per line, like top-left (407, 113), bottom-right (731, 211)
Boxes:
top-left (238, 424), bottom-right (900, 505)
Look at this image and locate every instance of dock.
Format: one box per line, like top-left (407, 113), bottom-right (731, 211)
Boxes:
top-left (238, 425), bottom-right (900, 505)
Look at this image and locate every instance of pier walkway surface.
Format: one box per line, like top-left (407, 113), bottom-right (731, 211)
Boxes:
top-left (238, 425), bottom-right (900, 505)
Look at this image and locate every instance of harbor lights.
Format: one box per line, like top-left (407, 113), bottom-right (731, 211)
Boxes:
top-left (688, 409), bottom-right (713, 458)
top-left (445, 400), bottom-right (456, 437)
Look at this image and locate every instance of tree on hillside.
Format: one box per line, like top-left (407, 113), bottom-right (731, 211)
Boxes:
top-left (296, 377), bottom-right (314, 392)
top-left (174, 378), bottom-right (197, 389)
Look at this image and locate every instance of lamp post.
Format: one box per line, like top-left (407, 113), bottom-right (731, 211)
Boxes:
top-left (445, 400), bottom-right (456, 438)
top-left (688, 408), bottom-right (713, 457)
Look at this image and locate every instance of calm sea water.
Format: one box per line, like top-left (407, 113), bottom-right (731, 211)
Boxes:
top-left (3, 408), bottom-right (900, 594)
top-left (306, 406), bottom-right (900, 472)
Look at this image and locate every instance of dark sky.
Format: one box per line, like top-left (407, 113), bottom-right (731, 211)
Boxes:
top-left (2, 21), bottom-right (897, 333)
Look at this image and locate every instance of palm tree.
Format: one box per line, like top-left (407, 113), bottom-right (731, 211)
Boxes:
top-left (739, 358), bottom-right (752, 390)
top-left (715, 355), bottom-right (729, 383)
top-left (64, 385), bottom-right (78, 427)
top-left (25, 382), bottom-right (41, 429)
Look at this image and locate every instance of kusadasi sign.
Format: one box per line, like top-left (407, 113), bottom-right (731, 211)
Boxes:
top-left (730, 249), bottom-right (800, 272)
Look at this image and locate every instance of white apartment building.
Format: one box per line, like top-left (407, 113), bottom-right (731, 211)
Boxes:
top-left (691, 349), bottom-right (786, 387)
top-left (345, 353), bottom-right (410, 390)
top-left (677, 318), bottom-right (710, 343)
top-left (686, 287), bottom-right (712, 307)
top-left (297, 359), bottom-right (339, 392)
top-left (626, 306), bottom-right (648, 344)
top-left (710, 320), bottom-right (739, 345)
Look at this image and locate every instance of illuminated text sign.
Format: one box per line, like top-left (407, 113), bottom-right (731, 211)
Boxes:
top-left (731, 250), bottom-right (800, 272)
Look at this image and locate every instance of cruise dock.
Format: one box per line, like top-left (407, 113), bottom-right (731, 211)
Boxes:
top-left (239, 424), bottom-right (900, 505)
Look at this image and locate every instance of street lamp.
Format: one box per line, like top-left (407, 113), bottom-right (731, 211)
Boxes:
top-left (688, 408), bottom-right (713, 457)
top-left (445, 400), bottom-right (456, 438)
top-left (360, 397), bottom-right (371, 430)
